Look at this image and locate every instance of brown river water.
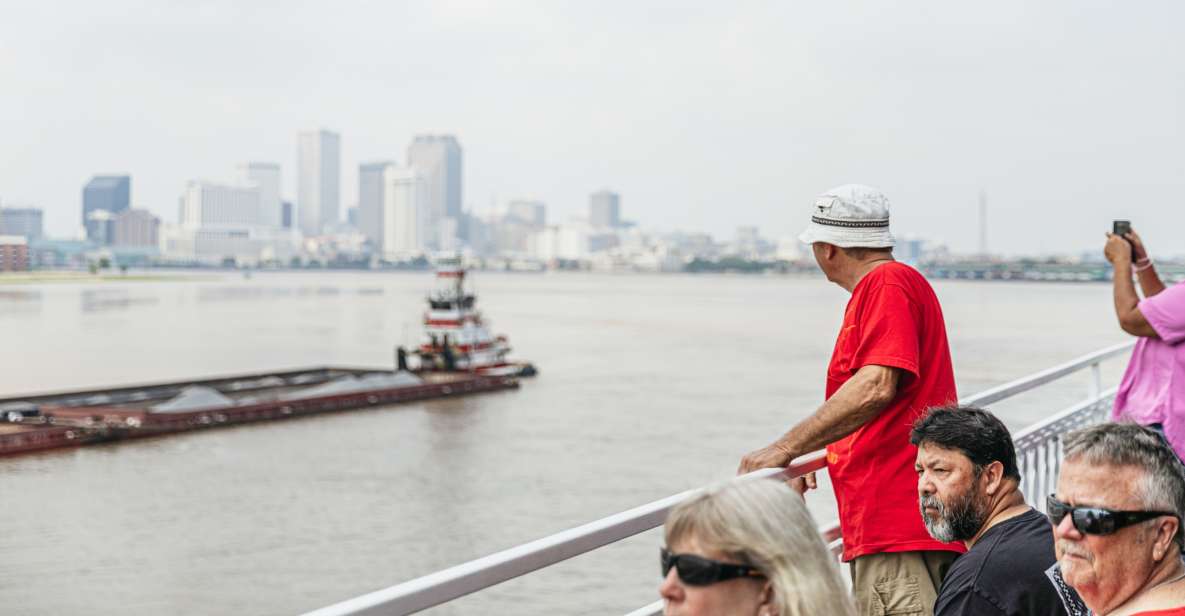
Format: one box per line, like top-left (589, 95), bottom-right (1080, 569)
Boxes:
top-left (0, 271), bottom-right (1130, 615)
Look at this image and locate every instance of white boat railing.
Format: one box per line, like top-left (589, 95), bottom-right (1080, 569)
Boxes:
top-left (305, 340), bottom-right (1137, 616)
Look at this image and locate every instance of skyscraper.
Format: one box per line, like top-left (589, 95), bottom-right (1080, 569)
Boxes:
top-left (281, 201), bottom-right (294, 229)
top-left (382, 166), bottom-right (428, 257)
top-left (83, 175), bottom-right (130, 243)
top-left (406, 135), bottom-right (462, 248)
top-left (238, 162), bottom-right (282, 228)
top-left (358, 161), bottom-right (393, 248)
top-left (589, 190), bottom-right (620, 228)
top-left (297, 129), bottom-right (340, 236)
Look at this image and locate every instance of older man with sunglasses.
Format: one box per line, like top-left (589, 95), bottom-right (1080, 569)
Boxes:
top-left (1054, 423), bottom-right (1185, 615)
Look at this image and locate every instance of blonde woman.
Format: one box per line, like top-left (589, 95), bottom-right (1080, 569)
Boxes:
top-left (660, 478), bottom-right (855, 616)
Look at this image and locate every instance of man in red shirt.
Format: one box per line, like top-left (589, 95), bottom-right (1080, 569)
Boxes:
top-left (739, 184), bottom-right (962, 616)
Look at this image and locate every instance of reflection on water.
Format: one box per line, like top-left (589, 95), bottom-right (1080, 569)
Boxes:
top-left (0, 289), bottom-right (43, 302)
top-left (196, 286), bottom-right (385, 302)
top-left (80, 289), bottom-right (159, 312)
top-left (0, 272), bottom-right (1134, 615)
top-left (0, 289), bottom-right (43, 317)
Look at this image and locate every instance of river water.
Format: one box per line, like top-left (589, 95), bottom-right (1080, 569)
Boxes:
top-left (0, 271), bottom-right (1131, 615)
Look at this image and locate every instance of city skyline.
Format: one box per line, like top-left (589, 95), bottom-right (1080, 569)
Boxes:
top-left (1, 2), bottom-right (1183, 256)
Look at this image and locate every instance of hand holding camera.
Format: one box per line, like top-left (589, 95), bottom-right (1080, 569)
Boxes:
top-left (1107, 220), bottom-right (1149, 266)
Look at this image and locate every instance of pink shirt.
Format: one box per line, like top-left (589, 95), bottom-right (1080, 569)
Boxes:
top-left (1113, 281), bottom-right (1185, 457)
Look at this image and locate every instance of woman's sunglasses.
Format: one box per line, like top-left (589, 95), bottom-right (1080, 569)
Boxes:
top-left (660, 547), bottom-right (764, 586)
top-left (1047, 495), bottom-right (1177, 535)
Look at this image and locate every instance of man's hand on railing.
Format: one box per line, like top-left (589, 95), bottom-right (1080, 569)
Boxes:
top-left (787, 471), bottom-right (818, 496)
top-left (738, 442), bottom-right (819, 496)
top-left (737, 441), bottom-right (793, 474)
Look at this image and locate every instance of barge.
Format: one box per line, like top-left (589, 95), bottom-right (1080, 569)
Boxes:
top-left (0, 367), bottom-right (519, 457)
top-left (1, 257), bottom-right (536, 458)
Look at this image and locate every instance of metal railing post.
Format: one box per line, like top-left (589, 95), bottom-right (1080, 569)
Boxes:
top-left (1088, 361), bottom-right (1102, 401)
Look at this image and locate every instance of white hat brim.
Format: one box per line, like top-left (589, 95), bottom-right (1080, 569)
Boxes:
top-left (798, 223), bottom-right (894, 248)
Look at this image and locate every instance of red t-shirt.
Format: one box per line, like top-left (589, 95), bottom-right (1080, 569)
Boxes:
top-left (824, 261), bottom-right (963, 561)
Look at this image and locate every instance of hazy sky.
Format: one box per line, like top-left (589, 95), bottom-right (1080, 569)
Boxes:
top-left (2, 1), bottom-right (1183, 255)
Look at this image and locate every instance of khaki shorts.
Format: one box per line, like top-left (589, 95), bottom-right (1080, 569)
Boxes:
top-left (850, 550), bottom-right (957, 616)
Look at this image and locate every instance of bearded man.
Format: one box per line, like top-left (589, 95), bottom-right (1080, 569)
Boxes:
top-left (913, 406), bottom-right (1087, 615)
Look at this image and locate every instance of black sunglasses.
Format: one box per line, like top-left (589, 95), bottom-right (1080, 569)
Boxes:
top-left (660, 547), bottom-right (764, 586)
top-left (1047, 495), bottom-right (1177, 535)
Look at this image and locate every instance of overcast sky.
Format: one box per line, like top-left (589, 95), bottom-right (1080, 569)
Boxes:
top-left (1, 1), bottom-right (1183, 256)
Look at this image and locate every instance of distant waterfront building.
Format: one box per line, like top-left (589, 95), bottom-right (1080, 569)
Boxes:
top-left (85, 209), bottom-right (117, 245)
top-left (776, 236), bottom-right (804, 262)
top-left (0, 207), bottom-right (43, 240)
top-left (166, 180), bottom-right (297, 264)
top-left (358, 161), bottom-right (393, 247)
top-left (0, 236), bottom-right (29, 271)
top-left (281, 201), bottom-right (293, 229)
top-left (406, 135), bottom-right (462, 248)
top-left (297, 129), bottom-right (341, 236)
top-left (491, 200), bottom-right (546, 255)
top-left (734, 226), bottom-right (765, 257)
top-left (180, 181), bottom-right (262, 228)
top-left (112, 209), bottom-right (160, 247)
top-left (82, 175), bottom-right (131, 244)
top-left (589, 190), bottom-right (620, 229)
top-left (506, 200), bottom-right (546, 226)
top-left (381, 166), bottom-right (428, 258)
top-left (238, 162), bottom-right (282, 228)
top-left (493, 221), bottom-right (533, 255)
top-left (27, 238), bottom-right (91, 269)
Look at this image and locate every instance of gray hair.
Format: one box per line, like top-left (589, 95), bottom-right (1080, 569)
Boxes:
top-left (1063, 422), bottom-right (1185, 548)
top-left (664, 479), bottom-right (855, 616)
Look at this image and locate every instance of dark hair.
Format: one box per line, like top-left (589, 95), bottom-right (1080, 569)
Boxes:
top-left (910, 405), bottom-right (1020, 481)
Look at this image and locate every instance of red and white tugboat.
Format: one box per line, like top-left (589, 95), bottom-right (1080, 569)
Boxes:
top-left (415, 256), bottom-right (536, 378)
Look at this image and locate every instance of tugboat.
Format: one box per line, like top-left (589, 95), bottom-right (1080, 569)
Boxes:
top-left (413, 256), bottom-right (536, 378)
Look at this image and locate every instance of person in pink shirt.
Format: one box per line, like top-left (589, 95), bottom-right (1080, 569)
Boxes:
top-left (1105, 227), bottom-right (1185, 458)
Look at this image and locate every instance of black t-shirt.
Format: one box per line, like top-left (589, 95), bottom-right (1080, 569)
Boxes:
top-left (934, 508), bottom-right (1088, 616)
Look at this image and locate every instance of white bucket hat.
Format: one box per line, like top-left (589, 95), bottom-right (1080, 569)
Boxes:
top-left (798, 184), bottom-right (895, 248)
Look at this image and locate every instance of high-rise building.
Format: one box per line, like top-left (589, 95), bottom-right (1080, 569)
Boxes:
top-left (406, 135), bottom-right (462, 247)
top-left (358, 161), bottom-right (393, 247)
top-left (112, 209), bottom-right (161, 247)
top-left (297, 129), bottom-right (341, 236)
top-left (180, 181), bottom-right (263, 229)
top-left (166, 181), bottom-right (297, 264)
top-left (0, 207), bottom-right (44, 240)
top-left (506, 200), bottom-right (546, 226)
top-left (281, 201), bottom-right (294, 229)
top-left (238, 162), bottom-right (282, 228)
top-left (382, 166), bottom-right (428, 258)
top-left (83, 175), bottom-right (131, 243)
top-left (589, 190), bottom-right (620, 228)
